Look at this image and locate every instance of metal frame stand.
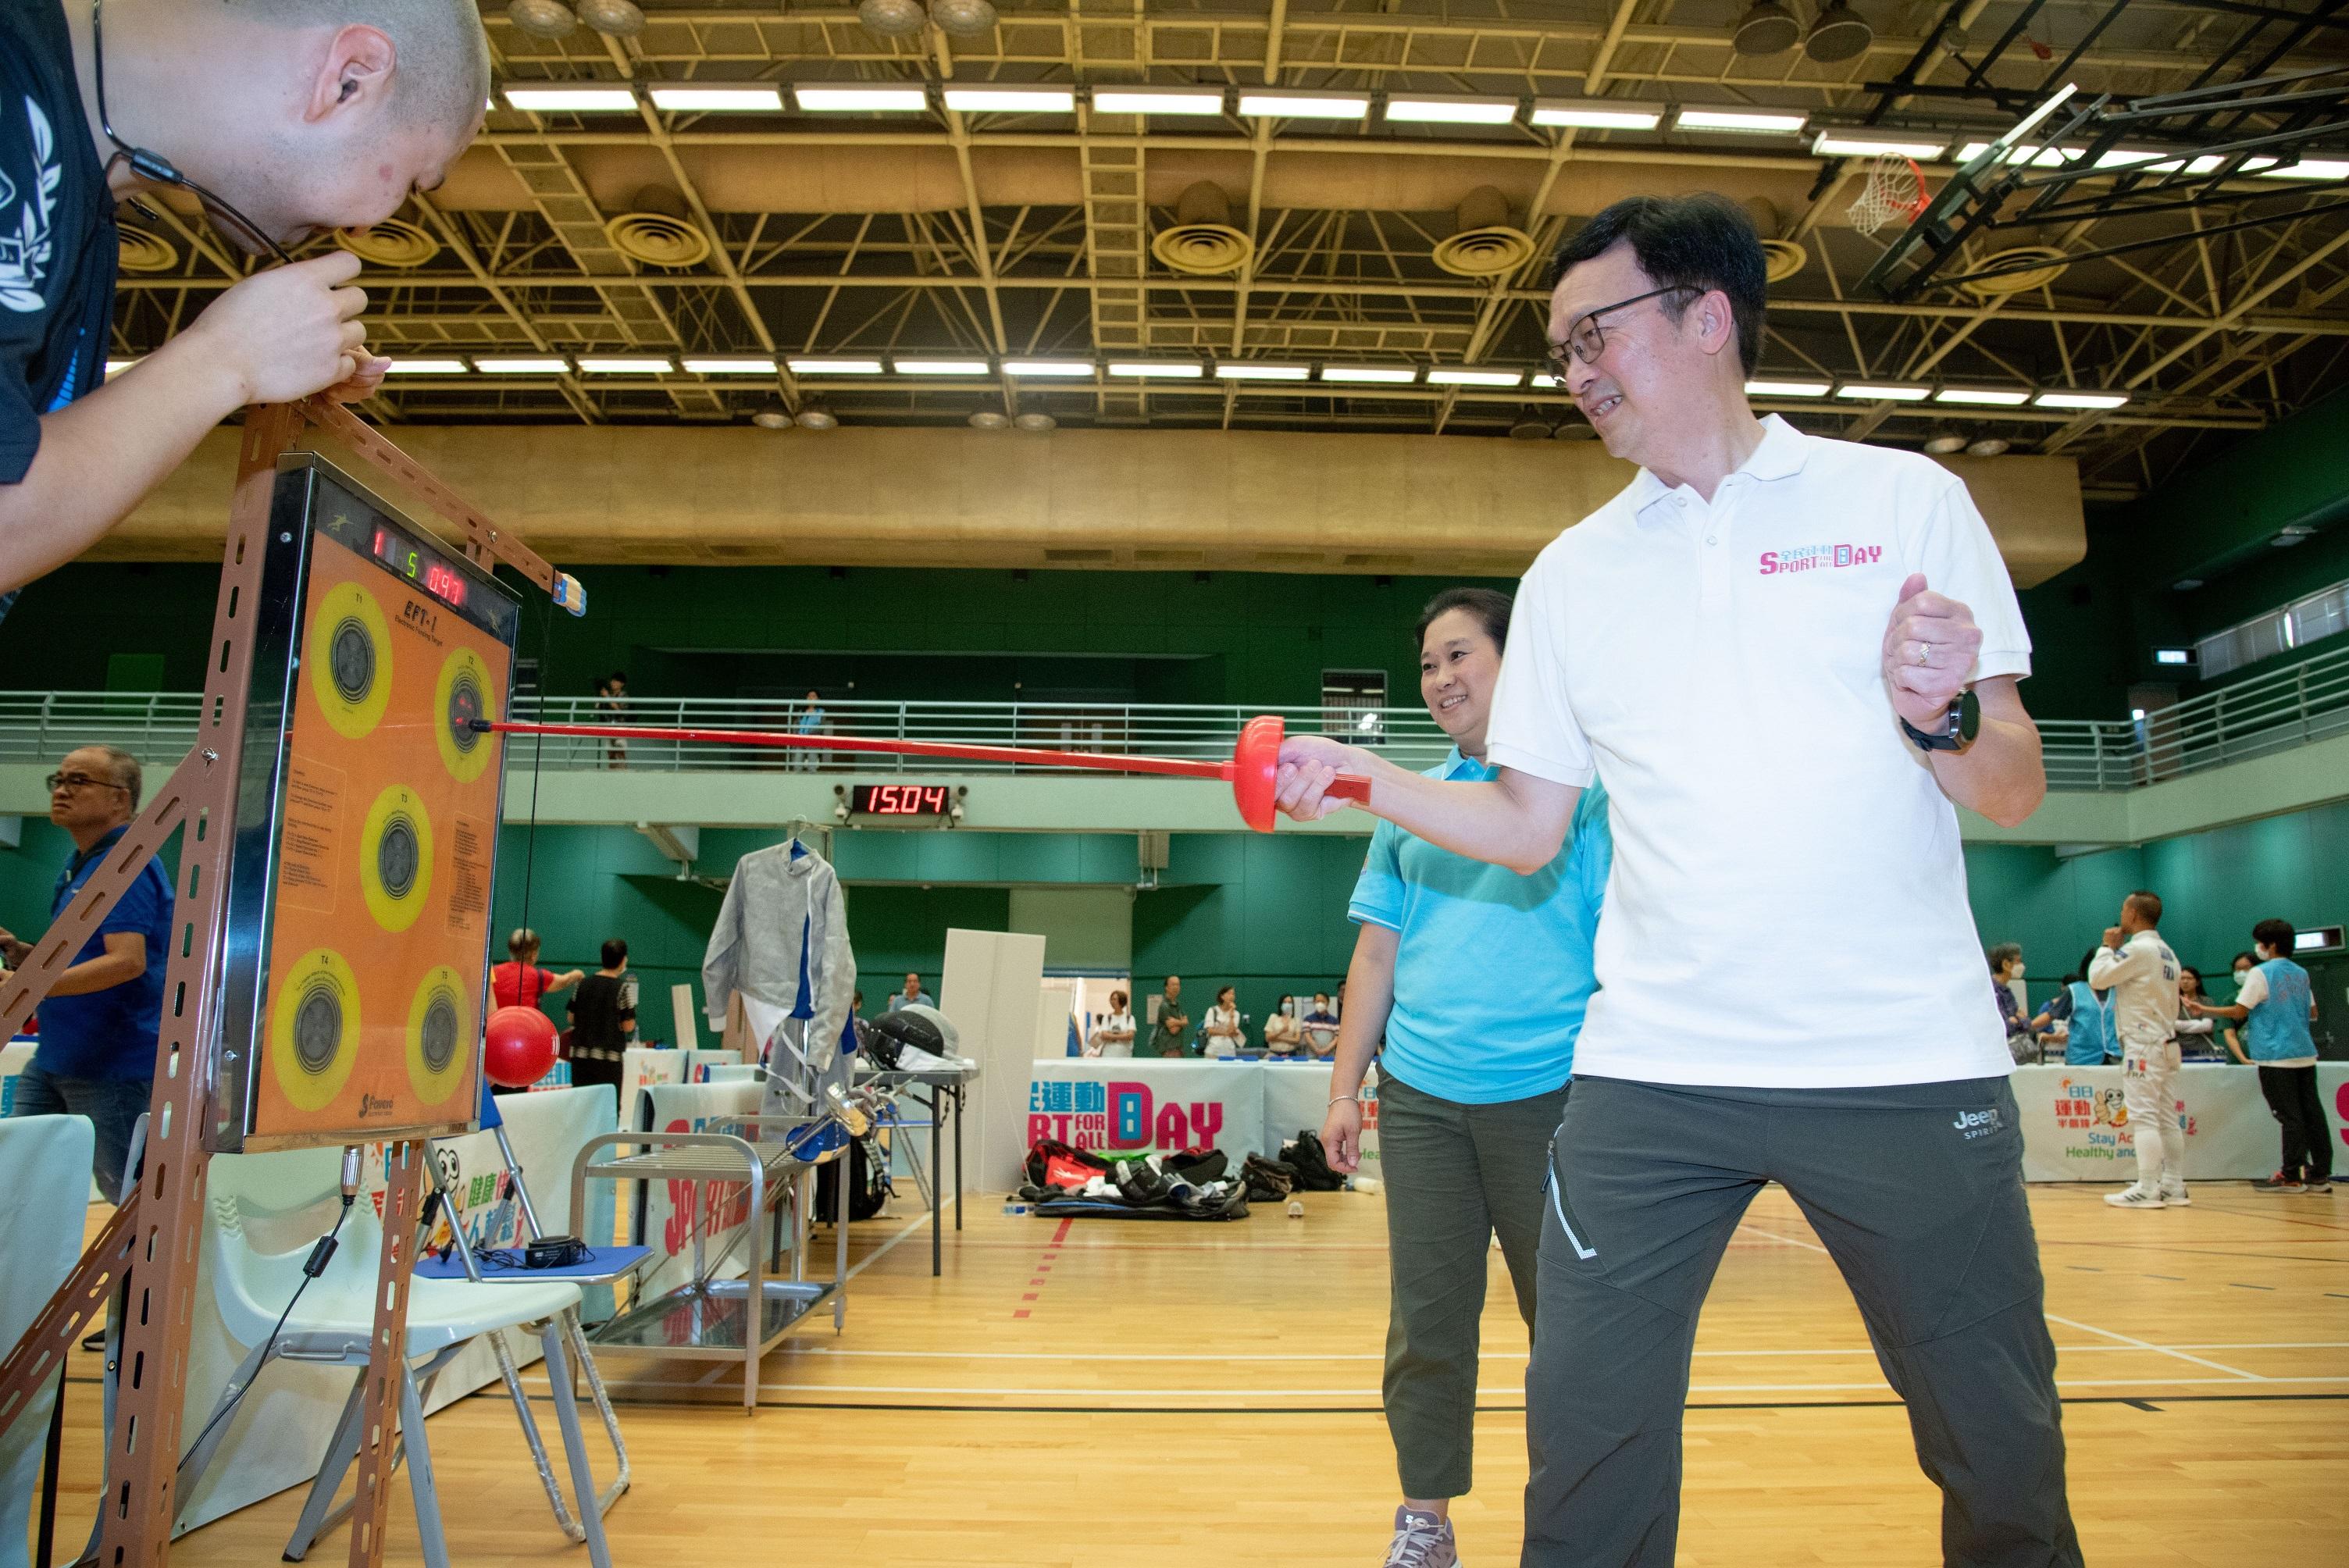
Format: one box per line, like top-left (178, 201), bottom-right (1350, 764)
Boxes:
top-left (0, 400), bottom-right (564, 1568)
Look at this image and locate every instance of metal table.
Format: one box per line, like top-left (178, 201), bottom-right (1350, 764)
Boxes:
top-left (854, 1064), bottom-right (975, 1276)
top-left (569, 1116), bottom-right (850, 1413)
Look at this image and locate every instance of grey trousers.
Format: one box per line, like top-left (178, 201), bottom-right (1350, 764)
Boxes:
top-left (1524, 1075), bottom-right (2081, 1568)
top-left (1378, 1070), bottom-right (1572, 1500)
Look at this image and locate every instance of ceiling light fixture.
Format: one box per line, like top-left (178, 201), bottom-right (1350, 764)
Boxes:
top-left (1803, 1), bottom-right (1874, 65)
top-left (795, 406), bottom-right (839, 430)
top-left (1934, 386), bottom-right (2032, 406)
top-left (752, 401), bottom-right (794, 429)
top-left (1812, 131), bottom-right (1951, 160)
top-left (579, 356), bottom-right (674, 373)
top-left (1746, 378), bottom-right (1833, 397)
top-left (2033, 389), bottom-right (2130, 410)
top-left (1214, 363), bottom-right (1311, 380)
top-left (1530, 98), bottom-right (1664, 130)
top-left (648, 86), bottom-right (786, 112)
top-left (1923, 433), bottom-right (1969, 454)
top-left (942, 87), bottom-right (1077, 114)
top-left (383, 358), bottom-right (469, 375)
top-left (793, 85), bottom-right (929, 112)
top-left (1092, 87), bottom-right (1225, 116)
top-left (854, 0), bottom-right (926, 39)
top-left (1237, 91), bottom-right (1371, 119)
top-left (893, 358), bottom-right (993, 376)
top-left (576, 0), bottom-right (646, 37)
top-left (506, 1), bottom-right (579, 41)
top-left (1014, 412), bottom-right (1058, 431)
top-left (1385, 94), bottom-right (1519, 126)
top-left (1676, 106), bottom-right (1809, 134)
top-left (1321, 366), bottom-right (1420, 384)
top-left (683, 358), bottom-right (779, 375)
top-left (1426, 367), bottom-right (1523, 387)
top-left (1732, 2), bottom-right (1802, 56)
top-left (503, 86), bottom-right (639, 112)
top-left (1002, 358), bottom-right (1095, 377)
top-left (1107, 362), bottom-right (1206, 378)
top-left (787, 356), bottom-right (885, 374)
top-left (1837, 382), bottom-right (1932, 401)
top-left (2258, 159), bottom-right (2349, 180)
top-left (1964, 437), bottom-right (2011, 457)
top-left (929, 0), bottom-right (1000, 38)
top-left (475, 357), bottom-right (572, 374)
top-left (968, 410), bottom-right (1011, 429)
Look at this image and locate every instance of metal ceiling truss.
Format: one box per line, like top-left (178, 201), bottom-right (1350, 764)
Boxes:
top-left (99, 2), bottom-right (2349, 496)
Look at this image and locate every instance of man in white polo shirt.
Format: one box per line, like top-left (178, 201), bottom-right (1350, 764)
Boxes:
top-left (1274, 194), bottom-right (2076, 1566)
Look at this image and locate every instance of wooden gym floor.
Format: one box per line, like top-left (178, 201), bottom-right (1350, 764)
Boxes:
top-left (45, 1181), bottom-right (2349, 1566)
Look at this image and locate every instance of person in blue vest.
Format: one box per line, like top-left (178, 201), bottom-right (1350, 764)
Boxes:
top-left (2192, 919), bottom-right (2330, 1194)
top-left (2046, 948), bottom-right (2112, 1067)
top-left (1321, 587), bottom-right (1613, 1568)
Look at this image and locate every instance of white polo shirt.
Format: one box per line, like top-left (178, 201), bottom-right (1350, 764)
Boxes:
top-left (1486, 415), bottom-right (2030, 1088)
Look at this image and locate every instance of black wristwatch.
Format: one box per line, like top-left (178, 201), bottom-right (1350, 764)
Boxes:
top-left (1901, 687), bottom-right (1980, 754)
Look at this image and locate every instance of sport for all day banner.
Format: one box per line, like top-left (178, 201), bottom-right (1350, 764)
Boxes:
top-left (2012, 1063), bottom-right (2349, 1180)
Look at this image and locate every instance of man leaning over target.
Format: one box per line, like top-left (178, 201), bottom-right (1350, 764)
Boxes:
top-left (1277, 194), bottom-right (2079, 1567)
top-left (0, 0), bottom-right (490, 614)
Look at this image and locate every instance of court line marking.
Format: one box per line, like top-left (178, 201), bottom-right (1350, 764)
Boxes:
top-left (2043, 1312), bottom-right (2262, 1381)
top-left (1738, 1225), bottom-right (1830, 1254)
top-left (765, 1339), bottom-right (2349, 1364)
top-left (706, 1375), bottom-right (2349, 1399)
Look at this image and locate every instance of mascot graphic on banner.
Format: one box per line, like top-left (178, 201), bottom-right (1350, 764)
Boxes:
top-left (2052, 1075), bottom-right (2195, 1169)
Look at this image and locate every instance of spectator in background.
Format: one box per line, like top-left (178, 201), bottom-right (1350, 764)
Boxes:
top-left (0, 747), bottom-right (173, 1202)
top-left (1264, 994), bottom-right (1304, 1057)
top-left (2193, 920), bottom-right (2329, 1194)
top-left (596, 672), bottom-right (629, 768)
top-left (2174, 965), bottom-right (2220, 1058)
top-left (2091, 891), bottom-right (2187, 1209)
top-left (565, 939), bottom-right (637, 1096)
top-left (2219, 951), bottom-right (2258, 1063)
top-left (1988, 943), bottom-right (2050, 1064)
top-left (793, 688), bottom-right (826, 772)
top-left (887, 972), bottom-right (933, 1011)
top-left (1140, 976), bottom-right (1189, 1059)
top-left (2047, 950), bottom-right (2112, 1067)
top-left (1303, 992), bottom-right (1342, 1058)
top-left (1202, 985), bottom-right (1243, 1057)
top-left (492, 928), bottom-right (583, 1012)
top-left (1089, 990), bottom-right (1136, 1058)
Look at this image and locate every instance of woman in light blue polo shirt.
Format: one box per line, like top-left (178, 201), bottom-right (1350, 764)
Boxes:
top-left (1321, 587), bottom-right (1610, 1568)
top-left (2048, 948), bottom-right (2111, 1067)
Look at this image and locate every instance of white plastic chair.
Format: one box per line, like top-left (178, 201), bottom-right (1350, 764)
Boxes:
top-left (177, 1154), bottom-right (611, 1568)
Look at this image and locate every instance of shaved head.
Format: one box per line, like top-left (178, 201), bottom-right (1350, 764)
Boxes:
top-left (244, 0), bottom-right (490, 137)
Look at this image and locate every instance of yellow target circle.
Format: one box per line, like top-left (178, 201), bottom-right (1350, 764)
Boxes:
top-left (306, 581), bottom-right (393, 739)
top-left (406, 966), bottom-right (472, 1107)
top-left (433, 648), bottom-right (498, 784)
top-left (360, 785), bottom-right (434, 933)
top-left (269, 948), bottom-right (360, 1111)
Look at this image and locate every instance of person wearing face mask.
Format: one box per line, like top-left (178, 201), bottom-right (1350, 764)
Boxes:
top-left (1323, 587), bottom-right (1613, 1568)
top-left (2043, 949), bottom-right (2112, 1068)
top-left (1264, 994), bottom-right (1304, 1056)
top-left (2192, 922), bottom-right (2329, 1193)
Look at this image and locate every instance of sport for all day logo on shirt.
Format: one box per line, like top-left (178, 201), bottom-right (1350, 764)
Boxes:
top-left (1757, 542), bottom-right (1884, 576)
top-left (0, 98), bottom-right (59, 314)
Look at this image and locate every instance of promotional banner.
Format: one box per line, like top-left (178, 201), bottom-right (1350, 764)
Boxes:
top-left (632, 1077), bottom-right (767, 1303)
top-left (175, 1086), bottom-right (615, 1533)
top-left (2012, 1064), bottom-right (2349, 1181)
top-left (1025, 1059), bottom-right (1268, 1164)
top-left (1, 1115), bottom-right (91, 1568)
top-left (620, 1046), bottom-right (743, 1135)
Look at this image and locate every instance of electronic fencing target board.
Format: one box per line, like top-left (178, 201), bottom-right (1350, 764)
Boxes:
top-left (208, 453), bottom-right (520, 1152)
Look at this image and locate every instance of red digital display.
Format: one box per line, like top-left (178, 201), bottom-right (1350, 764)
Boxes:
top-left (372, 526), bottom-right (469, 610)
top-left (852, 784), bottom-right (952, 816)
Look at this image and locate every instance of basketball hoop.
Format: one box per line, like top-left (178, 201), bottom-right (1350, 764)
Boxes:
top-left (1848, 154), bottom-right (1929, 238)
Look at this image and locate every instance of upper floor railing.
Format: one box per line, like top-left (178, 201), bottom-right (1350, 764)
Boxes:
top-left (3, 640), bottom-right (2347, 797)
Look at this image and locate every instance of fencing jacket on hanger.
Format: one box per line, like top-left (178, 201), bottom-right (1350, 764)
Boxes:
top-left (702, 838), bottom-right (858, 1075)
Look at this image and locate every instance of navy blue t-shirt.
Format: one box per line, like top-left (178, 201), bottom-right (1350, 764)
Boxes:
top-left (0, 0), bottom-right (119, 622)
top-left (34, 825), bottom-right (173, 1081)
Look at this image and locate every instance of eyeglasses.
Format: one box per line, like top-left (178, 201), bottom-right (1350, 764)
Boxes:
top-left (1545, 285), bottom-right (1698, 373)
top-left (92, 0), bottom-right (297, 267)
top-left (47, 772), bottom-right (131, 795)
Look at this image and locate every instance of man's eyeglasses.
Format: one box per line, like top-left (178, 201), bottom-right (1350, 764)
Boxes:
top-left (1545, 285), bottom-right (1698, 373)
top-left (47, 772), bottom-right (131, 795)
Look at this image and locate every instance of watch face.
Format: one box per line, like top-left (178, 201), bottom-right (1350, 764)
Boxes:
top-left (1957, 686), bottom-right (1983, 743)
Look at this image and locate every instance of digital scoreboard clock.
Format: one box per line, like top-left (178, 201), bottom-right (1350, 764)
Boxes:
top-left (851, 783), bottom-right (954, 817)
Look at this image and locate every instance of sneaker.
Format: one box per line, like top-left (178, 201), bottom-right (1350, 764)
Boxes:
top-left (2251, 1172), bottom-right (2305, 1193)
top-left (1383, 1507), bottom-right (1460, 1568)
top-left (2301, 1176), bottom-right (2333, 1194)
top-left (2105, 1186), bottom-right (2166, 1208)
top-left (2158, 1185), bottom-right (2192, 1207)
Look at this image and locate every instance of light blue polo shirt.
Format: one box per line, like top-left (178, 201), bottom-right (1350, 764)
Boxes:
top-left (1348, 754), bottom-right (1610, 1104)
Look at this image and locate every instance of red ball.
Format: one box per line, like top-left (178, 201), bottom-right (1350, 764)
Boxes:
top-left (483, 1005), bottom-right (559, 1088)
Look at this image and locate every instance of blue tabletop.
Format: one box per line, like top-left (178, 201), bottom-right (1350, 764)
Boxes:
top-left (414, 1242), bottom-right (654, 1287)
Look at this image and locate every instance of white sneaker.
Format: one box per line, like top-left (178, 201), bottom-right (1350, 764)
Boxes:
top-left (2105, 1186), bottom-right (2165, 1208)
top-left (2159, 1185), bottom-right (2192, 1206)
